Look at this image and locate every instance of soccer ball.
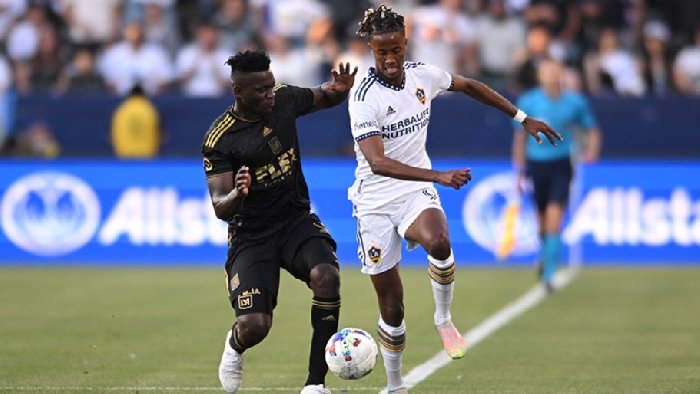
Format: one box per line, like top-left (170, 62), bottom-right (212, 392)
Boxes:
top-left (325, 327), bottom-right (378, 380)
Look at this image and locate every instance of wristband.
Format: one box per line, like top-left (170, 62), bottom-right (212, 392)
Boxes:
top-left (513, 109), bottom-right (527, 123)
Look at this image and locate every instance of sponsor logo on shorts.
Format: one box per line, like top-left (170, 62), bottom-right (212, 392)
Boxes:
top-left (422, 188), bottom-right (437, 200)
top-left (368, 245), bottom-right (382, 264)
top-left (237, 288), bottom-right (261, 310)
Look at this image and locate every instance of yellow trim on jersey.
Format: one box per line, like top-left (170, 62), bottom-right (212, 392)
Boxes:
top-left (205, 114), bottom-right (235, 148)
top-left (273, 84), bottom-right (287, 92)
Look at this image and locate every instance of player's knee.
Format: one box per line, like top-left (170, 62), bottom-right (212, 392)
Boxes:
top-left (237, 315), bottom-right (271, 347)
top-left (424, 232), bottom-right (451, 260)
top-left (309, 263), bottom-right (340, 294)
top-left (381, 302), bottom-right (404, 327)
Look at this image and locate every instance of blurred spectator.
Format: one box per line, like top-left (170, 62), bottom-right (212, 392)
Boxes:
top-left (12, 121), bottom-right (60, 157)
top-left (267, 33), bottom-right (323, 86)
top-left (407, 0), bottom-right (478, 76)
top-left (673, 24), bottom-right (700, 96)
top-left (110, 84), bottom-right (161, 158)
top-left (640, 20), bottom-right (673, 96)
top-left (584, 27), bottom-right (645, 96)
top-left (58, 47), bottom-right (106, 94)
top-left (0, 0), bottom-right (27, 41)
top-left (647, 0), bottom-right (700, 48)
top-left (175, 0), bottom-right (219, 42)
top-left (28, 26), bottom-right (70, 94)
top-left (175, 22), bottom-right (231, 97)
top-left (0, 51), bottom-right (13, 147)
top-left (140, 1), bottom-right (181, 57)
top-left (320, 0), bottom-right (372, 44)
top-left (523, 0), bottom-right (581, 42)
top-left (578, 0), bottom-right (628, 54)
top-left (514, 24), bottom-right (563, 92)
top-left (99, 22), bottom-right (173, 96)
top-left (335, 36), bottom-right (373, 77)
top-left (7, 3), bottom-right (51, 94)
top-left (475, 0), bottom-right (526, 91)
top-left (59, 0), bottom-right (121, 46)
top-left (256, 0), bottom-right (333, 48)
top-left (214, 0), bottom-right (258, 52)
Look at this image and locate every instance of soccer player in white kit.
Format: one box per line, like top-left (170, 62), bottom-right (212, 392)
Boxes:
top-left (348, 5), bottom-right (562, 393)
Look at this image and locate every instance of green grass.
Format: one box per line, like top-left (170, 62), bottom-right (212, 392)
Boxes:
top-left (0, 267), bottom-right (699, 393)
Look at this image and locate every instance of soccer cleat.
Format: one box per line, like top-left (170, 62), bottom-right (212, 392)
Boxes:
top-left (435, 321), bottom-right (468, 359)
top-left (387, 387), bottom-right (409, 394)
top-left (219, 330), bottom-right (244, 393)
top-left (300, 384), bottom-right (331, 394)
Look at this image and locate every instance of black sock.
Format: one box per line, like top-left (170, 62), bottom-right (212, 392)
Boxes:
top-left (229, 322), bottom-right (246, 354)
top-left (305, 295), bottom-right (340, 386)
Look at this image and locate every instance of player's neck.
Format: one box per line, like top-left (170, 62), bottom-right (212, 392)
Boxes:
top-left (231, 106), bottom-right (261, 122)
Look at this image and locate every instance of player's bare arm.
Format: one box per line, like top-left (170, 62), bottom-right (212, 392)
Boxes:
top-left (310, 62), bottom-right (359, 112)
top-left (452, 75), bottom-right (564, 145)
top-left (358, 135), bottom-right (471, 189)
top-left (206, 166), bottom-right (251, 220)
top-left (582, 127), bottom-right (602, 163)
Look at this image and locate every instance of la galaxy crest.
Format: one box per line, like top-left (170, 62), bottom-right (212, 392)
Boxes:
top-left (368, 245), bottom-right (382, 264)
top-left (415, 87), bottom-right (426, 104)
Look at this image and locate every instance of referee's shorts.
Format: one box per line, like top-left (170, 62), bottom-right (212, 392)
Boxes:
top-left (526, 157), bottom-right (573, 212)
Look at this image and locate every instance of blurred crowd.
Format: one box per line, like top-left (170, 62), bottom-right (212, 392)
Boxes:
top-left (0, 0), bottom-right (698, 158)
top-left (0, 0), bottom-right (698, 99)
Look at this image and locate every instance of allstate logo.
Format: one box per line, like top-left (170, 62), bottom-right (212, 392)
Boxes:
top-left (462, 172), bottom-right (539, 257)
top-left (1, 172), bottom-right (100, 256)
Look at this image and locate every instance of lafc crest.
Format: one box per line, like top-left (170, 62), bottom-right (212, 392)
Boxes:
top-left (415, 88), bottom-right (426, 104)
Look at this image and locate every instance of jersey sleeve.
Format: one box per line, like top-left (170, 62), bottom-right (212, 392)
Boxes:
top-left (420, 63), bottom-right (453, 98)
top-left (201, 146), bottom-right (236, 176)
top-left (275, 84), bottom-right (314, 116)
top-left (348, 100), bottom-right (380, 142)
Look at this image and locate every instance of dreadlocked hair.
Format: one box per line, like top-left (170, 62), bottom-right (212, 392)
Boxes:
top-left (225, 50), bottom-right (270, 74)
top-left (357, 3), bottom-right (405, 38)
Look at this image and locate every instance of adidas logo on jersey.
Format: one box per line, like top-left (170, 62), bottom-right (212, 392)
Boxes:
top-left (386, 106), bottom-right (396, 115)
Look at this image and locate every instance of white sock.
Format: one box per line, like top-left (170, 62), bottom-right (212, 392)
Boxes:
top-left (377, 318), bottom-right (406, 391)
top-left (428, 252), bottom-right (455, 327)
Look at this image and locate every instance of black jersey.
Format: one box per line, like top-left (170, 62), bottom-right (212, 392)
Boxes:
top-left (201, 84), bottom-right (315, 239)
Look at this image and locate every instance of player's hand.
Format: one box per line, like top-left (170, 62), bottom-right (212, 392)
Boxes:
top-left (436, 168), bottom-right (472, 189)
top-left (326, 62), bottom-right (359, 92)
top-left (234, 166), bottom-right (251, 198)
top-left (522, 117), bottom-right (563, 146)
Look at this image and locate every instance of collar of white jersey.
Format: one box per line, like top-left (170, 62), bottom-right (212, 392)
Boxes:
top-left (368, 67), bottom-right (405, 91)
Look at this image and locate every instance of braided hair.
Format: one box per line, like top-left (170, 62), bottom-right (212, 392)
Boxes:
top-left (225, 50), bottom-right (270, 75)
top-left (357, 3), bottom-right (405, 38)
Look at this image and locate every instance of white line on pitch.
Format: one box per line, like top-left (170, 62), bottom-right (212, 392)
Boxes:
top-left (0, 386), bottom-right (385, 392)
top-left (379, 267), bottom-right (579, 394)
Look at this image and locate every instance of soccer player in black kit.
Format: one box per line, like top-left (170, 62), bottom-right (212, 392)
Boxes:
top-left (201, 50), bottom-right (357, 394)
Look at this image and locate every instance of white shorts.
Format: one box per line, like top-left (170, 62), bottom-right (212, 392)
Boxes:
top-left (353, 186), bottom-right (444, 275)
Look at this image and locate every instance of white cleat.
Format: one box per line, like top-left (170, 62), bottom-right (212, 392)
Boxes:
top-left (387, 387), bottom-right (408, 394)
top-left (218, 330), bottom-right (244, 393)
top-left (300, 383), bottom-right (331, 394)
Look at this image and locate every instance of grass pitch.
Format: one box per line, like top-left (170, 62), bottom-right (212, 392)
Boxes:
top-left (0, 266), bottom-right (699, 393)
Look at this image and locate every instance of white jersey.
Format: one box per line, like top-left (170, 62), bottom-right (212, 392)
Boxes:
top-left (348, 61), bottom-right (452, 211)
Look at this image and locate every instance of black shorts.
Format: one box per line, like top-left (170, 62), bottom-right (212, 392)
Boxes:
top-left (526, 157), bottom-right (573, 213)
top-left (224, 213), bottom-right (338, 316)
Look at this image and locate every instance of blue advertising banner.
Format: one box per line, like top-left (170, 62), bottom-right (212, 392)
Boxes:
top-left (1, 159), bottom-right (698, 266)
